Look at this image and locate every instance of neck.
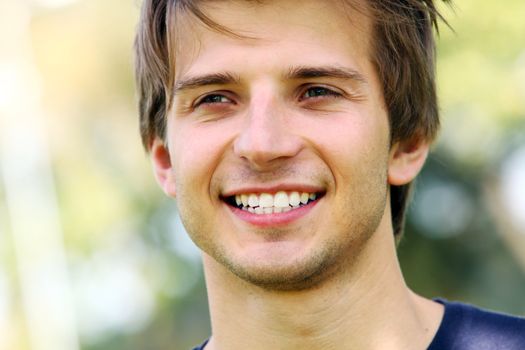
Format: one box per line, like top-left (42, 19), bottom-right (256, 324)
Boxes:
top-left (202, 217), bottom-right (443, 350)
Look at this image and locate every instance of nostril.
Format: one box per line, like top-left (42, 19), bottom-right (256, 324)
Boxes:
top-left (232, 116), bottom-right (304, 166)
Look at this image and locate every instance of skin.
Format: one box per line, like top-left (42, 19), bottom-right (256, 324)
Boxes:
top-left (151, 0), bottom-right (444, 349)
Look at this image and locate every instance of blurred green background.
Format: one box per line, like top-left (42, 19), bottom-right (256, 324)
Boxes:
top-left (0, 0), bottom-right (524, 349)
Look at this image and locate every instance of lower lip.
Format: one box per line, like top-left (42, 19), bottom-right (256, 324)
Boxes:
top-left (226, 199), bottom-right (321, 227)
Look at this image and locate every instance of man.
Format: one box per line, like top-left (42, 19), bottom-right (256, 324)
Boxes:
top-left (134, 0), bottom-right (525, 349)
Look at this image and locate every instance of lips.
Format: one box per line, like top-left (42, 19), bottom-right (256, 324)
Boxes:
top-left (223, 190), bottom-right (323, 215)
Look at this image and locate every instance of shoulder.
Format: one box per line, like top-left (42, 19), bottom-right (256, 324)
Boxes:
top-left (428, 299), bottom-right (525, 350)
top-left (191, 339), bottom-right (209, 350)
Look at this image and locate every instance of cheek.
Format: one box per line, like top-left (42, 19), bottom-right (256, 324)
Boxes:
top-left (170, 121), bottom-right (235, 190)
top-left (302, 112), bottom-right (390, 203)
top-left (306, 111), bottom-right (389, 164)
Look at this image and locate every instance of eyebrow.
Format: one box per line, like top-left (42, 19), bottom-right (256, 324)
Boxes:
top-left (174, 72), bottom-right (241, 94)
top-left (173, 65), bottom-right (367, 94)
top-left (284, 65), bottom-right (367, 85)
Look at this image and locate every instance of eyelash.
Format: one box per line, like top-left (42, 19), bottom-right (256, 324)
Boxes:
top-left (192, 85), bottom-right (342, 109)
top-left (193, 93), bottom-right (233, 108)
top-left (299, 86), bottom-right (342, 100)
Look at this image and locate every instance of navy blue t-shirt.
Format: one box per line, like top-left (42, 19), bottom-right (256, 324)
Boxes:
top-left (427, 299), bottom-right (525, 349)
top-left (192, 300), bottom-right (525, 350)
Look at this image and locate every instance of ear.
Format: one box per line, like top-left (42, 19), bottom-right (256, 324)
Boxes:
top-left (150, 138), bottom-right (177, 198)
top-left (388, 137), bottom-right (430, 186)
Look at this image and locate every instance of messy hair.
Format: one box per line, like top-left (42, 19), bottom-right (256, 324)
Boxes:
top-left (134, 0), bottom-right (450, 240)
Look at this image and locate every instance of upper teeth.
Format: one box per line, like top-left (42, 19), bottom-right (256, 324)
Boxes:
top-left (234, 191), bottom-right (317, 209)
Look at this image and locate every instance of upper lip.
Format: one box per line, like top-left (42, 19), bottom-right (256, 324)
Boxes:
top-left (221, 184), bottom-right (326, 197)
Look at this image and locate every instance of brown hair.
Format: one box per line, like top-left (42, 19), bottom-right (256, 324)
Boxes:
top-left (134, 0), bottom-right (450, 240)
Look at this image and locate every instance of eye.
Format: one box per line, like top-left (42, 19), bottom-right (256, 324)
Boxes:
top-left (301, 86), bottom-right (341, 100)
top-left (194, 93), bottom-right (233, 107)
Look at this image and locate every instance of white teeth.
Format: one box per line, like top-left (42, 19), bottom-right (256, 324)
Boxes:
top-left (300, 192), bottom-right (309, 204)
top-left (248, 194), bottom-right (259, 207)
top-left (259, 193), bottom-right (274, 208)
top-left (289, 192), bottom-right (301, 206)
top-left (274, 191), bottom-right (290, 208)
top-left (230, 190), bottom-right (321, 214)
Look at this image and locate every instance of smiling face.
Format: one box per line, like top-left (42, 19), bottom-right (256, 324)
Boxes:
top-left (151, 0), bottom-right (426, 291)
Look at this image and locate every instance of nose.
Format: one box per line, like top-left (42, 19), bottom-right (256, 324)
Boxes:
top-left (233, 96), bottom-right (303, 169)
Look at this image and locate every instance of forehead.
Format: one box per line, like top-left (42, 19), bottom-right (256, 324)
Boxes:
top-left (172, 0), bottom-right (373, 80)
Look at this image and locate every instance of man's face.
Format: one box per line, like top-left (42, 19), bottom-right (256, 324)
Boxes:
top-left (158, 0), bottom-right (397, 290)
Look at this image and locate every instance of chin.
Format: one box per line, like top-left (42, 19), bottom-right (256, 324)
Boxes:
top-left (213, 239), bottom-right (345, 292)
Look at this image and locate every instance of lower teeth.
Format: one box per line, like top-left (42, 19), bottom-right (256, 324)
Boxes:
top-left (240, 204), bottom-right (305, 214)
top-left (233, 195), bottom-right (320, 215)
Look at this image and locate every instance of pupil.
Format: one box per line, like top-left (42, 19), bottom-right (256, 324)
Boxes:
top-left (205, 95), bottom-right (224, 103)
top-left (309, 87), bottom-right (327, 97)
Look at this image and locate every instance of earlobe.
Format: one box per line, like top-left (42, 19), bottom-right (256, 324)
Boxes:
top-left (150, 138), bottom-right (177, 197)
top-left (388, 137), bottom-right (430, 186)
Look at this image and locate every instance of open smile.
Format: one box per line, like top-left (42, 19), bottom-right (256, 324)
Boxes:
top-left (222, 190), bottom-right (325, 215)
